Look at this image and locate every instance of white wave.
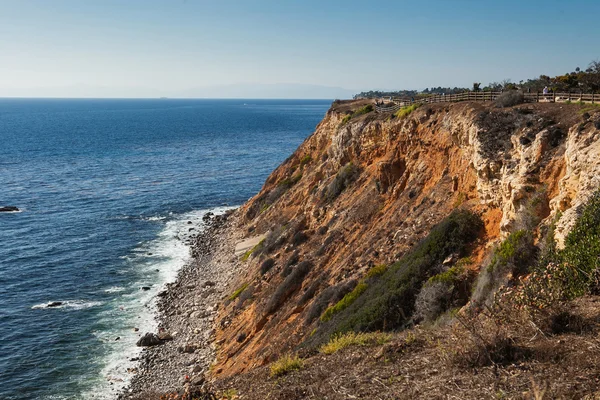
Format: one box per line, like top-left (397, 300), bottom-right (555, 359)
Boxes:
top-left (145, 216), bottom-right (166, 221)
top-left (82, 205), bottom-right (237, 399)
top-left (32, 300), bottom-right (104, 310)
top-left (104, 286), bottom-right (126, 293)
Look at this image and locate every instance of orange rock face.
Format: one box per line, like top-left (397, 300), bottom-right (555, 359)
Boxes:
top-left (210, 100), bottom-right (599, 377)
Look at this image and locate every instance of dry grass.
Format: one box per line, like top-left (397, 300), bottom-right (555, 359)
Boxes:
top-left (270, 353), bottom-right (304, 377)
top-left (320, 331), bottom-right (392, 355)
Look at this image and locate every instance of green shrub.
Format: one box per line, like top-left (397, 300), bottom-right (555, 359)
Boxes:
top-left (509, 192), bottom-right (600, 308)
top-left (305, 279), bottom-right (357, 323)
top-left (320, 282), bottom-right (368, 322)
top-left (320, 331), bottom-right (391, 355)
top-left (394, 103), bottom-right (420, 119)
top-left (561, 191), bottom-right (600, 297)
top-left (270, 354), bottom-right (303, 377)
top-left (340, 104), bottom-right (374, 125)
top-left (427, 264), bottom-right (464, 285)
top-left (365, 264), bottom-right (388, 279)
top-left (299, 154), bottom-right (312, 167)
top-left (326, 210), bottom-right (483, 333)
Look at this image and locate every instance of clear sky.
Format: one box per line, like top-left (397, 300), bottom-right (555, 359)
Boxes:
top-left (1, 0), bottom-right (599, 98)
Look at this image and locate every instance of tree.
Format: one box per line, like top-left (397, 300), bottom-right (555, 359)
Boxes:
top-left (473, 82), bottom-right (481, 92)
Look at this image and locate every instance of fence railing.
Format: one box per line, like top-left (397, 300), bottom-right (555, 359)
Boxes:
top-left (374, 90), bottom-right (598, 113)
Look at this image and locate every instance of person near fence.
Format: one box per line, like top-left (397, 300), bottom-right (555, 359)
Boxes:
top-left (543, 86), bottom-right (549, 95)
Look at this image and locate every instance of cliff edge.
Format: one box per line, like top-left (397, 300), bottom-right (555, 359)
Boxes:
top-left (211, 99), bottom-right (600, 375)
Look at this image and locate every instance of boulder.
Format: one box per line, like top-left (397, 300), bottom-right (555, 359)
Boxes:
top-left (158, 331), bottom-right (173, 341)
top-left (47, 301), bottom-right (63, 308)
top-left (136, 333), bottom-right (162, 347)
top-left (191, 375), bottom-right (205, 386)
top-left (0, 206), bottom-right (19, 212)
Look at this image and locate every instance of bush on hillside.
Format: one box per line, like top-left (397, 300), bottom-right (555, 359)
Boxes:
top-left (266, 261), bottom-right (312, 314)
top-left (260, 258), bottom-right (275, 275)
top-left (292, 230), bottom-right (309, 246)
top-left (394, 104), bottom-right (420, 119)
top-left (298, 280), bottom-right (321, 306)
top-left (322, 163), bottom-right (360, 203)
top-left (321, 210), bottom-right (482, 334)
top-left (495, 90), bottom-right (524, 108)
top-left (305, 279), bottom-right (357, 323)
top-left (560, 190), bottom-right (600, 296)
top-left (281, 251), bottom-right (300, 277)
top-left (471, 230), bottom-right (536, 308)
top-left (415, 260), bottom-right (474, 323)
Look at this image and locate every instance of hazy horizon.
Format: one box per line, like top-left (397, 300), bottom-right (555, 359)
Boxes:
top-left (0, 82), bottom-right (357, 99)
top-left (2, 0), bottom-right (600, 98)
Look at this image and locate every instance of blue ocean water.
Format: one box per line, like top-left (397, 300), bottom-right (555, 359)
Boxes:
top-left (0, 98), bottom-right (330, 399)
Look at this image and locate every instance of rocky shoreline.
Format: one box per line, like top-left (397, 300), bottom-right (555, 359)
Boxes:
top-left (119, 208), bottom-right (243, 399)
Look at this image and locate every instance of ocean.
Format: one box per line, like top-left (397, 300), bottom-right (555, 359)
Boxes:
top-left (0, 98), bottom-right (330, 399)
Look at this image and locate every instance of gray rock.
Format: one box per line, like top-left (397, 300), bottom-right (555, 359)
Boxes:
top-left (0, 206), bottom-right (19, 212)
top-left (136, 333), bottom-right (162, 347)
top-left (191, 375), bottom-right (205, 386)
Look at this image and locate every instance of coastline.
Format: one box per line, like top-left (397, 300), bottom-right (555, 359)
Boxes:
top-left (119, 208), bottom-right (243, 398)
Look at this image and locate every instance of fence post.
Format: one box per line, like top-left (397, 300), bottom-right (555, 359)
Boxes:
top-left (553, 90), bottom-right (556, 103)
top-left (593, 92), bottom-right (595, 104)
top-left (537, 91), bottom-right (540, 102)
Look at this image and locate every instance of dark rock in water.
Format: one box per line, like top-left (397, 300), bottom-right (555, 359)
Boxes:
top-left (115, 337), bottom-right (121, 341)
top-left (0, 206), bottom-right (19, 212)
top-left (47, 301), bottom-right (63, 308)
top-left (187, 220), bottom-right (193, 224)
top-left (136, 333), bottom-right (162, 347)
top-left (141, 286), bottom-right (151, 291)
top-left (202, 212), bottom-right (214, 221)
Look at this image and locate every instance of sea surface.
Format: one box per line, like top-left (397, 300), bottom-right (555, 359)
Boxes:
top-left (0, 98), bottom-right (330, 399)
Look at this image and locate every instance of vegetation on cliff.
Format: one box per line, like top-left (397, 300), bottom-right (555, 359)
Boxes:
top-left (317, 210), bottom-right (482, 336)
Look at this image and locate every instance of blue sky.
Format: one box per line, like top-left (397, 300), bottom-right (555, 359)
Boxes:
top-left (1, 0), bottom-right (599, 97)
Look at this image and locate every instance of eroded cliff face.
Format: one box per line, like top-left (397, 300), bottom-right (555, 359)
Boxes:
top-left (211, 100), bottom-right (600, 376)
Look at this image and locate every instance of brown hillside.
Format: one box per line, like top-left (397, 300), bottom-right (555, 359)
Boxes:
top-left (210, 99), bottom-right (600, 378)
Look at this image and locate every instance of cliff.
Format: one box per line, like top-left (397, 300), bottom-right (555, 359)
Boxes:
top-left (208, 98), bottom-right (600, 384)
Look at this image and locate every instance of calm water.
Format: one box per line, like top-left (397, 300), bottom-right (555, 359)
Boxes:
top-left (0, 98), bottom-right (330, 399)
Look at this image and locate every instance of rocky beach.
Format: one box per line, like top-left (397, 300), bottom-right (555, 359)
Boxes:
top-left (120, 209), bottom-right (243, 399)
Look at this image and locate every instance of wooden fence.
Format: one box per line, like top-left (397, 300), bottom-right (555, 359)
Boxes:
top-left (374, 90), bottom-right (598, 113)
